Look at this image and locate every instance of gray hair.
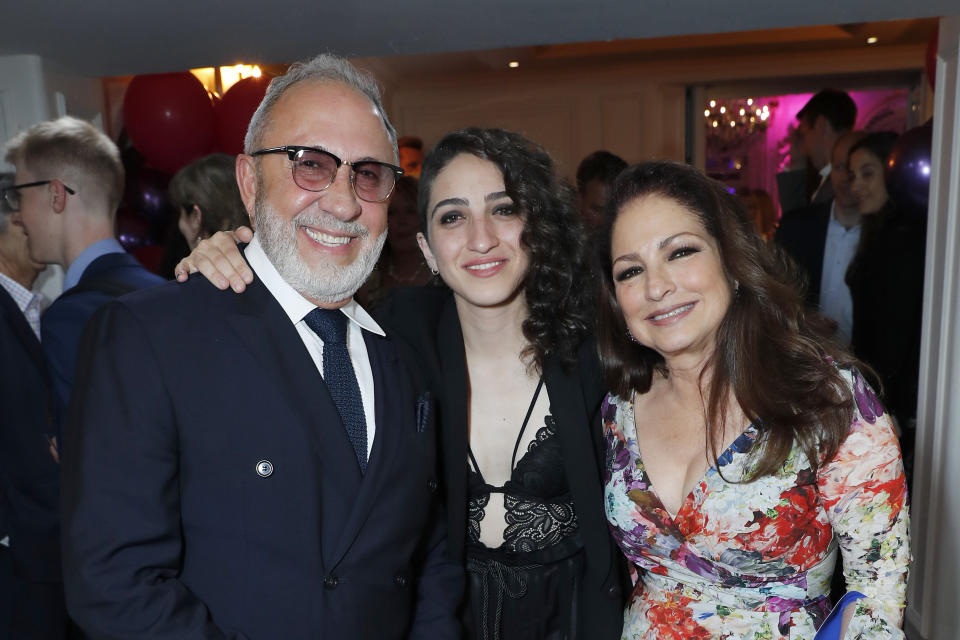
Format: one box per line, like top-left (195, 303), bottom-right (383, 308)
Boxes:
top-left (244, 53), bottom-right (398, 160)
top-left (3, 116), bottom-right (124, 213)
top-left (0, 172), bottom-right (13, 235)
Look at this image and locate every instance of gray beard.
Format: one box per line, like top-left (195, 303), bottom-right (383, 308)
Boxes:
top-left (253, 194), bottom-right (386, 304)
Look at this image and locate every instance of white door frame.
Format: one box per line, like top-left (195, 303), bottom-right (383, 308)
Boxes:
top-left (905, 14), bottom-right (960, 640)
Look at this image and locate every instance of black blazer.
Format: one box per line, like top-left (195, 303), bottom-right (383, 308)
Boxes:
top-left (774, 202), bottom-right (831, 307)
top-left (61, 275), bottom-right (462, 639)
top-left (376, 287), bottom-right (627, 639)
top-left (846, 204), bottom-right (926, 426)
top-left (0, 286), bottom-right (69, 638)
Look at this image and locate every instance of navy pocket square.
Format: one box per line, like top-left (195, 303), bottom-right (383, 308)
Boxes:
top-left (416, 392), bottom-right (431, 433)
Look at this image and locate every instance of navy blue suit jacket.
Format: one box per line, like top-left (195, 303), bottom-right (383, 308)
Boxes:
top-left (42, 251), bottom-right (165, 415)
top-left (61, 275), bottom-right (462, 639)
top-left (0, 286), bottom-right (68, 638)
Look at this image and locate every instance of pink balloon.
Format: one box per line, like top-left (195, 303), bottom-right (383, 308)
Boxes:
top-left (124, 72), bottom-right (216, 175)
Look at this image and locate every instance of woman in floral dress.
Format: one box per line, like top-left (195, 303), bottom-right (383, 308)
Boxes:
top-left (594, 161), bottom-right (909, 640)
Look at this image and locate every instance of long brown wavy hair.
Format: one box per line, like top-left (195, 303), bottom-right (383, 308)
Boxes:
top-left (597, 161), bottom-right (862, 480)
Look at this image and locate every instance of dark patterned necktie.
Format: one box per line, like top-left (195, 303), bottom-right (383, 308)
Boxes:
top-left (304, 308), bottom-right (368, 473)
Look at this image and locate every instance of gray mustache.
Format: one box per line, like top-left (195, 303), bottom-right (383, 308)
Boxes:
top-left (293, 212), bottom-right (369, 238)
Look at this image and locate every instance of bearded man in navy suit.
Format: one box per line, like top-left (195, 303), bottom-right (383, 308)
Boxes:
top-left (61, 54), bottom-right (462, 639)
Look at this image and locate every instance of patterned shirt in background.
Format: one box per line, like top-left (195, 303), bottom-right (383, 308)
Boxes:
top-left (0, 271), bottom-right (46, 339)
top-left (603, 367), bottom-right (909, 640)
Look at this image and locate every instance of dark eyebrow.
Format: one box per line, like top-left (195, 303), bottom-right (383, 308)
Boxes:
top-left (485, 191), bottom-right (510, 203)
top-left (612, 232), bottom-right (704, 265)
top-left (430, 197), bottom-right (468, 217)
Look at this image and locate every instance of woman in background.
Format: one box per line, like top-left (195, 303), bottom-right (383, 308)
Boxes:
top-left (169, 153), bottom-right (249, 251)
top-left (355, 176), bottom-right (433, 307)
top-left (597, 161), bottom-right (909, 639)
top-left (846, 131), bottom-right (926, 434)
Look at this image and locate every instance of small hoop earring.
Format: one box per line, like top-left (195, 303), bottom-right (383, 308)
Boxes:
top-left (430, 267), bottom-right (439, 276)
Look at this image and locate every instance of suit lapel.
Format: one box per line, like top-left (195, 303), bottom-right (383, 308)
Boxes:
top-left (224, 279), bottom-right (363, 495)
top-left (0, 286), bottom-right (46, 374)
top-left (437, 297), bottom-right (470, 558)
top-left (543, 356), bottom-right (612, 586)
top-left (328, 331), bottom-right (405, 566)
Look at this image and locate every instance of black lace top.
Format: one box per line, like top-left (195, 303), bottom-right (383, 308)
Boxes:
top-left (466, 385), bottom-right (579, 554)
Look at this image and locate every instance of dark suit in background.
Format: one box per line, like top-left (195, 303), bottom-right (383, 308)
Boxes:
top-left (0, 287), bottom-right (68, 639)
top-left (61, 274), bottom-right (461, 639)
top-left (774, 202), bottom-right (831, 307)
top-left (376, 287), bottom-right (627, 639)
top-left (776, 167), bottom-right (834, 215)
top-left (42, 251), bottom-right (164, 416)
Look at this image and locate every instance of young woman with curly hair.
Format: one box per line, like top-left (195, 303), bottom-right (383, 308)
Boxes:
top-left (597, 161), bottom-right (909, 640)
top-left (176, 127), bottom-right (627, 639)
top-left (377, 128), bottom-right (626, 639)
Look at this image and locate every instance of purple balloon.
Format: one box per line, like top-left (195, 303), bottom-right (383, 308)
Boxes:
top-left (885, 121), bottom-right (932, 217)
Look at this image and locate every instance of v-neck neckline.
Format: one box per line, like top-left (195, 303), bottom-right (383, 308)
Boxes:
top-left (623, 395), bottom-right (758, 525)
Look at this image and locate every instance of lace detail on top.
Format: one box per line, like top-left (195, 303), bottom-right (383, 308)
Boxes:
top-left (467, 416), bottom-right (579, 552)
top-left (468, 493), bottom-right (489, 545)
top-left (503, 493), bottom-right (578, 553)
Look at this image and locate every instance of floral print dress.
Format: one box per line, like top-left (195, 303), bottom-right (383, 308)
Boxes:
top-left (603, 368), bottom-right (909, 640)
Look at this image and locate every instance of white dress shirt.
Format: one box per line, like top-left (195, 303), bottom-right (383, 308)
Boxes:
top-left (818, 202), bottom-right (861, 345)
top-left (244, 236), bottom-right (384, 458)
top-left (0, 272), bottom-right (46, 340)
top-left (810, 163), bottom-right (833, 203)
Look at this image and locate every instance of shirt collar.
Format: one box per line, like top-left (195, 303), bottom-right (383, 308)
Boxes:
top-left (0, 271), bottom-right (37, 313)
top-left (64, 237), bottom-right (125, 291)
top-left (243, 235), bottom-right (385, 337)
top-left (819, 162), bottom-right (832, 180)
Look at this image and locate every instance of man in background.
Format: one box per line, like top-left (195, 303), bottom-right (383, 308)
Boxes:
top-left (0, 173), bottom-right (68, 638)
top-left (777, 89), bottom-right (857, 214)
top-left (775, 130), bottom-right (865, 345)
top-left (5, 116), bottom-right (164, 418)
top-left (575, 150), bottom-right (626, 229)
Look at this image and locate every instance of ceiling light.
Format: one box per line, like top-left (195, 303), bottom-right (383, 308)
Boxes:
top-left (866, 36), bottom-right (878, 45)
top-left (508, 61), bottom-right (520, 68)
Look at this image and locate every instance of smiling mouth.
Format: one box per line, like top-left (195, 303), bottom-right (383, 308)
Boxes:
top-left (465, 259), bottom-right (505, 272)
top-left (650, 303), bottom-right (694, 321)
top-left (303, 227), bottom-right (354, 247)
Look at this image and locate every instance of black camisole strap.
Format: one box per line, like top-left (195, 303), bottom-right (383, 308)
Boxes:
top-left (467, 378), bottom-right (545, 487)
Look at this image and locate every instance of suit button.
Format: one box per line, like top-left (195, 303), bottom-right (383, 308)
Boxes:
top-left (607, 584), bottom-right (620, 599)
top-left (255, 460), bottom-right (273, 477)
top-left (428, 479), bottom-right (438, 493)
top-left (394, 574), bottom-right (407, 588)
top-left (324, 574), bottom-right (338, 590)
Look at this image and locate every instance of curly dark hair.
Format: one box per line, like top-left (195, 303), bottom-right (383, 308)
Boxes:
top-left (417, 127), bottom-right (592, 371)
top-left (597, 161), bottom-right (863, 480)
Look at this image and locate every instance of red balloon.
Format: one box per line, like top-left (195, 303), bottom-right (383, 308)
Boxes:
top-left (925, 30), bottom-right (938, 91)
top-left (214, 75), bottom-right (273, 156)
top-left (123, 73), bottom-right (215, 175)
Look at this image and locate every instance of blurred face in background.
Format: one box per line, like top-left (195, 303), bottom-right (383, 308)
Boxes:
top-left (399, 146), bottom-right (423, 178)
top-left (829, 134), bottom-right (861, 209)
top-left (849, 147), bottom-right (889, 215)
top-left (386, 183), bottom-right (419, 253)
top-left (578, 179), bottom-right (611, 230)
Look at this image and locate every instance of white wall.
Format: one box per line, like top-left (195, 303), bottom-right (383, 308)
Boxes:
top-left (376, 43), bottom-right (926, 180)
top-left (906, 15), bottom-right (960, 640)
